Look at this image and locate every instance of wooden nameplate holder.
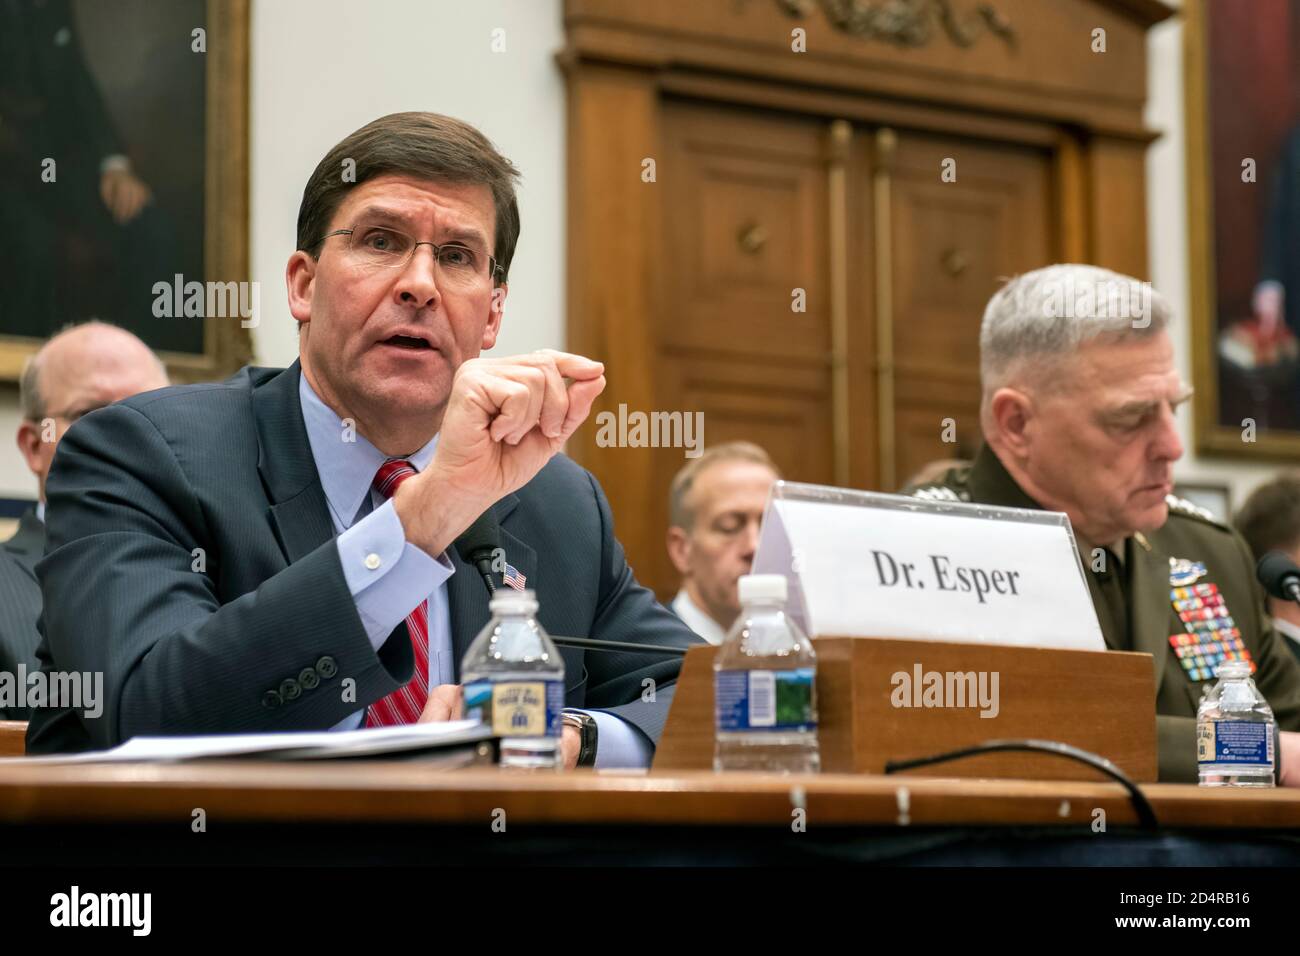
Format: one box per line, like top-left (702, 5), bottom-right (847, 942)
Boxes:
top-left (653, 637), bottom-right (1157, 782)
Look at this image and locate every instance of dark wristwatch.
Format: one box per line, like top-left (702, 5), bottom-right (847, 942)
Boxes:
top-left (561, 712), bottom-right (599, 767)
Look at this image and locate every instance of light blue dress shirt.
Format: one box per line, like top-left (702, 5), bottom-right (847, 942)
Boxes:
top-left (301, 374), bottom-right (651, 767)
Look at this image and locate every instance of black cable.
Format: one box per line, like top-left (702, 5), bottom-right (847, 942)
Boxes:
top-left (551, 635), bottom-right (689, 657)
top-left (883, 738), bottom-right (1159, 830)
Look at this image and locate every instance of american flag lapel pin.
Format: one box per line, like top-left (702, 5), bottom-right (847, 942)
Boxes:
top-left (503, 563), bottom-right (527, 590)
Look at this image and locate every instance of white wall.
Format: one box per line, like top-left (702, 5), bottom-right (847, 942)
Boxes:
top-left (1146, 2), bottom-right (1279, 513)
top-left (248, 0), bottom-right (567, 366)
top-left (0, 397), bottom-right (25, 500)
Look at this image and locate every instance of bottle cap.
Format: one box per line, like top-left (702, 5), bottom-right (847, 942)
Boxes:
top-left (738, 574), bottom-right (788, 605)
top-left (1215, 660), bottom-right (1251, 680)
top-left (489, 587), bottom-right (539, 615)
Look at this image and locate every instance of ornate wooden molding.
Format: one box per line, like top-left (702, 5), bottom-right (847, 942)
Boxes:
top-left (776, 0), bottom-right (1016, 49)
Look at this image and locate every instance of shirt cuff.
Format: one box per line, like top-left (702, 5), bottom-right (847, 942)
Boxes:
top-left (336, 498), bottom-right (454, 651)
top-left (568, 709), bottom-right (654, 769)
top-left (331, 710), bottom-right (366, 731)
top-left (100, 154), bottom-right (131, 174)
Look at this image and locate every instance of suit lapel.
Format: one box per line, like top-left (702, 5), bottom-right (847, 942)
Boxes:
top-left (251, 360), bottom-right (335, 564)
top-left (1128, 535), bottom-right (1173, 693)
top-left (448, 494), bottom-right (536, 672)
top-left (3, 508), bottom-right (45, 574)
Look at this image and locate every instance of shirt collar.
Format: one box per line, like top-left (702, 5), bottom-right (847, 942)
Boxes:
top-left (1275, 616), bottom-right (1300, 646)
top-left (298, 372), bottom-right (438, 529)
top-left (671, 589), bottom-right (729, 646)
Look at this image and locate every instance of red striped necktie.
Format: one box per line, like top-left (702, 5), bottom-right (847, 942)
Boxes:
top-left (365, 458), bottom-right (429, 727)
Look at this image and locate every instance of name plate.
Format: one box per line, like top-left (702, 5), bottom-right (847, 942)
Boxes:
top-left (751, 482), bottom-right (1105, 651)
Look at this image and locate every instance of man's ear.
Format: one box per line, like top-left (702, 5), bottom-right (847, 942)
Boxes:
top-left (666, 525), bottom-right (693, 577)
top-left (15, 420), bottom-right (41, 474)
top-left (481, 282), bottom-right (507, 351)
top-left (987, 386), bottom-right (1035, 457)
top-left (286, 251), bottom-right (317, 325)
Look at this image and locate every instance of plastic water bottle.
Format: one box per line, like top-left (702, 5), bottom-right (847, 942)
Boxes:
top-left (714, 574), bottom-right (820, 773)
top-left (1197, 660), bottom-right (1275, 787)
top-left (461, 589), bottom-right (565, 770)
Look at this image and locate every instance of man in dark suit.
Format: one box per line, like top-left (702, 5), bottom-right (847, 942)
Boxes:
top-left (1, 321), bottom-right (168, 718)
top-left (27, 112), bottom-right (699, 765)
top-left (0, 508), bottom-right (42, 718)
top-left (1235, 473), bottom-right (1300, 666)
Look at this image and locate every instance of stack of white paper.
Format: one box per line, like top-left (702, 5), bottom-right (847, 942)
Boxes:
top-left (4, 719), bottom-right (492, 764)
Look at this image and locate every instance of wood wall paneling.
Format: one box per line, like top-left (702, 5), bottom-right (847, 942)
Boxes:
top-left (563, 64), bottom-right (665, 583)
top-left (563, 0), bottom-right (1172, 599)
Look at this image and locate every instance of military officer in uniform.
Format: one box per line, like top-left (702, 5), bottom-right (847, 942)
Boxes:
top-left (909, 264), bottom-right (1300, 783)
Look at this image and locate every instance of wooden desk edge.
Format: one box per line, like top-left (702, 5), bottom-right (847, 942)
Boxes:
top-left (0, 762), bottom-right (1295, 829)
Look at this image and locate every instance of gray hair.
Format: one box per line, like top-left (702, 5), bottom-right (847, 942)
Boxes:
top-left (979, 263), bottom-right (1171, 394)
top-left (18, 354), bottom-right (43, 422)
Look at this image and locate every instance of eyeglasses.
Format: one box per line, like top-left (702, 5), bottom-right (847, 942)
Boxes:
top-left (312, 222), bottom-right (504, 288)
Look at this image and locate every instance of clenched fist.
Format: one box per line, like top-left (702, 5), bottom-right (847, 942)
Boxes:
top-left (393, 349), bottom-right (605, 557)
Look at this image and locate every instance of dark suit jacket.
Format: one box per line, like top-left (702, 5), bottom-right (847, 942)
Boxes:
top-left (0, 508), bottom-right (44, 718)
top-left (27, 362), bottom-right (699, 753)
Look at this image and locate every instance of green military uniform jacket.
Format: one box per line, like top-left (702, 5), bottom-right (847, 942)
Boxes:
top-left (910, 445), bottom-right (1300, 782)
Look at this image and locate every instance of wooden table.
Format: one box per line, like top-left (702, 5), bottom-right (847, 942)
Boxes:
top-left (1, 762), bottom-right (1298, 829)
top-left (2, 762), bottom-right (1297, 869)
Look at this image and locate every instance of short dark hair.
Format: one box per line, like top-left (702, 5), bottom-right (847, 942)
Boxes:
top-left (296, 112), bottom-right (521, 281)
top-left (1236, 473), bottom-right (1300, 562)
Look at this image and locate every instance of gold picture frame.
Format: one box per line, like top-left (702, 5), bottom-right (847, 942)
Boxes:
top-left (0, 0), bottom-right (252, 385)
top-left (1186, 0), bottom-right (1300, 458)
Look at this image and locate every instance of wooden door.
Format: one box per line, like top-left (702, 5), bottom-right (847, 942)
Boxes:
top-left (881, 130), bottom-right (1056, 488)
top-left (576, 97), bottom-right (1057, 599)
top-left (633, 101), bottom-right (860, 599)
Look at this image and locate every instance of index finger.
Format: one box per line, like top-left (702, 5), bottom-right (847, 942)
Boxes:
top-left (537, 350), bottom-right (604, 381)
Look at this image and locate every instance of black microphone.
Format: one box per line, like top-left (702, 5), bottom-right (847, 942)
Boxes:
top-left (454, 511), bottom-right (501, 595)
top-left (1257, 550), bottom-right (1300, 604)
top-left (454, 511), bottom-right (693, 658)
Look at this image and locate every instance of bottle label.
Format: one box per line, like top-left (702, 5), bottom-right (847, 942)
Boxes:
top-left (715, 668), bottom-right (816, 732)
top-left (1197, 720), bottom-right (1274, 766)
top-left (463, 679), bottom-right (563, 737)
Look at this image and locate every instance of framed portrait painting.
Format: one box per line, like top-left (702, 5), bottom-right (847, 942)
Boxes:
top-left (0, 0), bottom-right (251, 383)
top-left (1186, 0), bottom-right (1300, 458)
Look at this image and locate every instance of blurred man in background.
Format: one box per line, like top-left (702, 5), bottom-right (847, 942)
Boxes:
top-left (666, 442), bottom-right (779, 644)
top-left (0, 322), bottom-right (168, 716)
top-left (1236, 473), bottom-right (1300, 664)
